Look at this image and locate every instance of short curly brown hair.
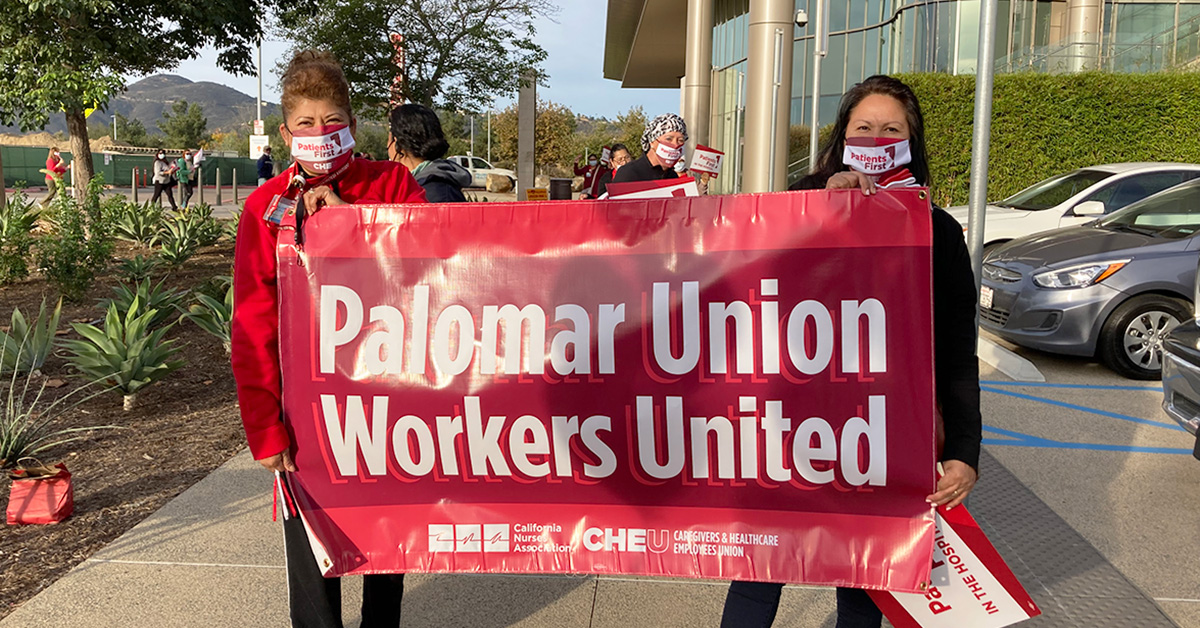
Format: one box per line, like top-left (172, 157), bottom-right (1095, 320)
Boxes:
top-left (281, 50), bottom-right (351, 119)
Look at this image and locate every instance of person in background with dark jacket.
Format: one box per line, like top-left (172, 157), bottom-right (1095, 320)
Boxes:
top-left (387, 104), bottom-right (471, 203)
top-left (718, 74), bottom-right (982, 628)
top-left (595, 143), bottom-right (632, 197)
top-left (256, 146), bottom-right (274, 186)
top-left (612, 114), bottom-right (687, 184)
top-left (574, 152), bottom-right (608, 199)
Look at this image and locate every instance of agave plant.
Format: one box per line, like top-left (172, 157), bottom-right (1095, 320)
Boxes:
top-left (180, 280), bottom-right (233, 353)
top-left (0, 194), bottom-right (41, 234)
top-left (223, 205), bottom-right (243, 243)
top-left (111, 201), bottom-right (163, 247)
top-left (0, 299), bottom-right (62, 374)
top-left (1, 366), bottom-right (116, 468)
top-left (117, 254), bottom-right (163, 283)
top-left (177, 202), bottom-right (223, 247)
top-left (158, 216), bottom-right (201, 267)
top-left (61, 298), bottom-right (184, 411)
top-left (97, 278), bottom-right (186, 329)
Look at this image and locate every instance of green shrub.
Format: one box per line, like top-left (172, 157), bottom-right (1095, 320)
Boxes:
top-left (109, 200), bottom-right (164, 247)
top-left (898, 71), bottom-right (1200, 208)
top-left (1, 367), bottom-right (114, 468)
top-left (158, 216), bottom-right (201, 267)
top-left (180, 280), bottom-right (233, 353)
top-left (61, 299), bottom-right (184, 411)
top-left (97, 278), bottom-right (187, 329)
top-left (223, 205), bottom-right (242, 243)
top-left (33, 175), bottom-right (115, 301)
top-left (0, 299), bottom-right (62, 374)
top-left (177, 202), bottom-right (223, 247)
top-left (0, 191), bottom-right (39, 284)
top-left (117, 254), bottom-right (163, 283)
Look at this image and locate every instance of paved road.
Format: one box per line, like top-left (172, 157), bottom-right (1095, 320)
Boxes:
top-left (979, 333), bottom-right (1200, 628)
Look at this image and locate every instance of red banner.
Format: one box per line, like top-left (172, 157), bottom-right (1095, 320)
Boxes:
top-left (276, 190), bottom-right (937, 591)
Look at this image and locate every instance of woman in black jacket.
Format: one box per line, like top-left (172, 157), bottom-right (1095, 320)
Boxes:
top-left (719, 75), bottom-right (982, 628)
top-left (388, 104), bottom-right (472, 202)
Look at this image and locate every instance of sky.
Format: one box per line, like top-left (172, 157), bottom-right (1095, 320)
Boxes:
top-left (158, 3), bottom-right (679, 120)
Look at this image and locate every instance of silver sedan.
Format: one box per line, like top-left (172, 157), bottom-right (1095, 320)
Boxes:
top-left (979, 179), bottom-right (1200, 379)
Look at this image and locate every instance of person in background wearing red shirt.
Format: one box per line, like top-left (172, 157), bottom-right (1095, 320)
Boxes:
top-left (231, 49), bottom-right (427, 628)
top-left (573, 152), bottom-right (609, 199)
top-left (40, 147), bottom-right (67, 207)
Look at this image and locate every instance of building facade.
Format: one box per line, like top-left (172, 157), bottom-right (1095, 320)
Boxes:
top-left (607, 0), bottom-right (1200, 193)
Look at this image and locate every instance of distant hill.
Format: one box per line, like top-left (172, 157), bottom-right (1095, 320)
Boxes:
top-left (0, 75), bottom-right (280, 136)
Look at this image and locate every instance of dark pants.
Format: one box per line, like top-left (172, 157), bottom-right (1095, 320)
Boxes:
top-left (283, 513), bottom-right (405, 628)
top-left (179, 182), bottom-right (193, 208)
top-left (720, 582), bottom-right (883, 628)
top-left (150, 182), bottom-right (177, 210)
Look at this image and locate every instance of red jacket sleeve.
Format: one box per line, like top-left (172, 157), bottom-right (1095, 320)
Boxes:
top-left (230, 190), bottom-right (290, 460)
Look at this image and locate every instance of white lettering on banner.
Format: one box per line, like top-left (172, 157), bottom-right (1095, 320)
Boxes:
top-left (633, 395), bottom-right (888, 485)
top-left (317, 280), bottom-right (886, 380)
top-left (891, 514), bottom-right (1032, 626)
top-left (650, 280), bottom-right (887, 378)
top-left (317, 285), bottom-right (625, 377)
top-left (317, 393), bottom-right (889, 485)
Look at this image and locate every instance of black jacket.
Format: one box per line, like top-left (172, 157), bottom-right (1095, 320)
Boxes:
top-left (256, 154), bottom-right (273, 180)
top-left (790, 175), bottom-right (983, 469)
top-left (414, 159), bottom-right (472, 203)
top-left (611, 155), bottom-right (678, 184)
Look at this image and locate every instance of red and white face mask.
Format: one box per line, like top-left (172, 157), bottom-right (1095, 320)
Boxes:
top-left (842, 137), bottom-right (911, 176)
top-left (289, 124), bottom-right (355, 174)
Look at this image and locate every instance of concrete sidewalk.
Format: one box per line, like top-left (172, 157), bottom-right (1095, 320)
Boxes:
top-left (1, 443), bottom-right (1181, 627)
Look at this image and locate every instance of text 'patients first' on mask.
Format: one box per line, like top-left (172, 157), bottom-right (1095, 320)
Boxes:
top-left (655, 142), bottom-right (684, 169)
top-left (290, 124), bottom-right (356, 174)
top-left (841, 137), bottom-right (912, 176)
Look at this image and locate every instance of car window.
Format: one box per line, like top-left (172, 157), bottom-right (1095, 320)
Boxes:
top-left (1103, 172), bottom-right (1185, 213)
top-left (999, 169), bottom-right (1114, 211)
top-left (1098, 182), bottom-right (1200, 239)
top-left (471, 158), bottom-right (489, 170)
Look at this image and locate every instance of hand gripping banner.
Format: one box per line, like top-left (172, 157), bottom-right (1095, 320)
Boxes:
top-left (276, 190), bottom-right (937, 590)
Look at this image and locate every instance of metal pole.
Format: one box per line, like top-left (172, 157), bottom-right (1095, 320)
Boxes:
top-left (232, 168), bottom-right (238, 205)
top-left (198, 166), bottom-right (204, 204)
top-left (112, 114), bottom-right (117, 142)
top-left (132, 168), bottom-right (138, 204)
top-left (733, 71), bottom-right (744, 194)
top-left (256, 40), bottom-right (263, 123)
top-left (216, 167), bottom-right (223, 206)
top-left (967, 0), bottom-right (1001, 287)
top-left (470, 115), bottom-right (475, 157)
top-left (768, 28), bottom-right (784, 192)
top-left (809, 0), bottom-right (829, 170)
top-left (487, 110), bottom-right (492, 163)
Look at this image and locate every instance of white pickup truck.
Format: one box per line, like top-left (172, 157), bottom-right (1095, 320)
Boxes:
top-left (447, 155), bottom-right (516, 189)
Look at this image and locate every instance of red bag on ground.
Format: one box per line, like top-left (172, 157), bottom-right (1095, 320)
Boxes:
top-left (6, 461), bottom-right (74, 525)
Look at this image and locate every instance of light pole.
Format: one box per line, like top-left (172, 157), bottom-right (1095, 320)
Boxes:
top-left (808, 0), bottom-right (829, 171)
top-left (112, 114), bottom-right (118, 142)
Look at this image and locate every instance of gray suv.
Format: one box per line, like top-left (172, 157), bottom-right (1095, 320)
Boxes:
top-left (980, 179), bottom-right (1200, 379)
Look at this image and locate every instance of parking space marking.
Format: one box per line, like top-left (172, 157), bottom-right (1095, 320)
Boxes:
top-left (981, 380), bottom-right (1161, 392)
top-left (982, 385), bottom-right (1186, 432)
top-left (983, 425), bottom-right (1194, 454)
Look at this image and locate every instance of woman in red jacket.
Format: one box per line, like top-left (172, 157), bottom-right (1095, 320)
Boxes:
top-left (231, 49), bottom-right (426, 628)
top-left (40, 147), bottom-right (68, 207)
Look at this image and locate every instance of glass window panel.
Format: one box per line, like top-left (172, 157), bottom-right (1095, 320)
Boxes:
top-left (848, 0), bottom-right (868, 30)
top-left (994, 0), bottom-right (1012, 67)
top-left (829, 0), bottom-right (848, 32)
top-left (846, 31), bottom-right (866, 85)
top-left (822, 35), bottom-right (847, 95)
top-left (935, 1), bottom-right (954, 71)
top-left (1034, 0), bottom-right (1053, 47)
top-left (958, 0), bottom-right (981, 74)
top-left (1177, 6), bottom-right (1200, 66)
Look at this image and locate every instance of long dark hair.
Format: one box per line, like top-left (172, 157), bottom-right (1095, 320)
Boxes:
top-left (807, 75), bottom-right (930, 187)
top-left (389, 104), bottom-right (450, 161)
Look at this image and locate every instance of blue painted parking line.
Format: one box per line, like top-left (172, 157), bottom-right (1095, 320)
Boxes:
top-left (980, 380), bottom-right (1161, 392)
top-left (982, 425), bottom-right (1194, 455)
top-left (981, 385), bottom-right (1186, 432)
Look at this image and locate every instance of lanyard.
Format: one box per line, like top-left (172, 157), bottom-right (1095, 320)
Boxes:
top-left (265, 158), bottom-right (354, 247)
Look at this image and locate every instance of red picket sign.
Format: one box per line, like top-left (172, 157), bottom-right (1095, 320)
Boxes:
top-left (869, 504), bottom-right (1042, 627)
top-left (275, 189), bottom-right (938, 590)
top-left (7, 463), bottom-right (74, 525)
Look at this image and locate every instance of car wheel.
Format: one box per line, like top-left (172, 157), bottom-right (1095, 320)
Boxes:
top-left (1098, 295), bottom-right (1191, 380)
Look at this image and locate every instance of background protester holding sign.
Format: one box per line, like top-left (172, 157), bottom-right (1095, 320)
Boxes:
top-left (719, 75), bottom-right (983, 628)
top-left (230, 49), bottom-right (426, 628)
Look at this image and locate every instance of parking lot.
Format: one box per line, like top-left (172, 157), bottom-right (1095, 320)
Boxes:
top-left (978, 332), bottom-right (1200, 627)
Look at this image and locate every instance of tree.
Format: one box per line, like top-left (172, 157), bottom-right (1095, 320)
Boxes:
top-left (0, 0), bottom-right (268, 198)
top-left (160, 101), bottom-right (210, 149)
top-left (613, 106), bottom-right (648, 158)
top-left (492, 99), bottom-right (577, 173)
top-left (114, 114), bottom-right (149, 147)
top-left (277, 0), bottom-right (555, 117)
